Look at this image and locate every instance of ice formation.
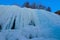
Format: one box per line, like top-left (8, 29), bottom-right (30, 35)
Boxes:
top-left (0, 5), bottom-right (60, 40)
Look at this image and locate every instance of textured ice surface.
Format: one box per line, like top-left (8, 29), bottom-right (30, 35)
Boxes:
top-left (0, 5), bottom-right (60, 40)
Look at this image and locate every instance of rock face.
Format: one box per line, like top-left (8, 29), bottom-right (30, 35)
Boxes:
top-left (0, 5), bottom-right (60, 40)
top-left (55, 10), bottom-right (60, 15)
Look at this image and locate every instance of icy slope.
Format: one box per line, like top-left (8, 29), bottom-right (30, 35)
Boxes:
top-left (0, 5), bottom-right (60, 40)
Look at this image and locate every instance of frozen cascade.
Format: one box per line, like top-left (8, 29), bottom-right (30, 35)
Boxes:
top-left (0, 5), bottom-right (60, 40)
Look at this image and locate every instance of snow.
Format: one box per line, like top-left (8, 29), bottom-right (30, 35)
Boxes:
top-left (0, 5), bottom-right (60, 40)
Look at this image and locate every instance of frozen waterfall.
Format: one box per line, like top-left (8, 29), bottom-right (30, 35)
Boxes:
top-left (0, 5), bottom-right (60, 40)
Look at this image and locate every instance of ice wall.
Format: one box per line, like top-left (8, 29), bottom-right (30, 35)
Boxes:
top-left (0, 5), bottom-right (60, 40)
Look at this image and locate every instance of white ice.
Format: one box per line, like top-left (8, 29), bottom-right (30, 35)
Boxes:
top-left (0, 5), bottom-right (60, 40)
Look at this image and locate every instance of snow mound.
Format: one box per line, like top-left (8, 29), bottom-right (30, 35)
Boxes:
top-left (0, 5), bottom-right (60, 40)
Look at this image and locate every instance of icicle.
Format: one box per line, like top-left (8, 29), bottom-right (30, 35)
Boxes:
top-left (2, 14), bottom-right (15, 30)
top-left (29, 20), bottom-right (35, 26)
top-left (15, 16), bottom-right (20, 29)
top-left (29, 10), bottom-right (40, 27)
top-left (11, 17), bottom-right (16, 29)
top-left (0, 25), bottom-right (2, 32)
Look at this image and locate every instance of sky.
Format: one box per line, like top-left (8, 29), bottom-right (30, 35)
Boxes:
top-left (0, 0), bottom-right (60, 12)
